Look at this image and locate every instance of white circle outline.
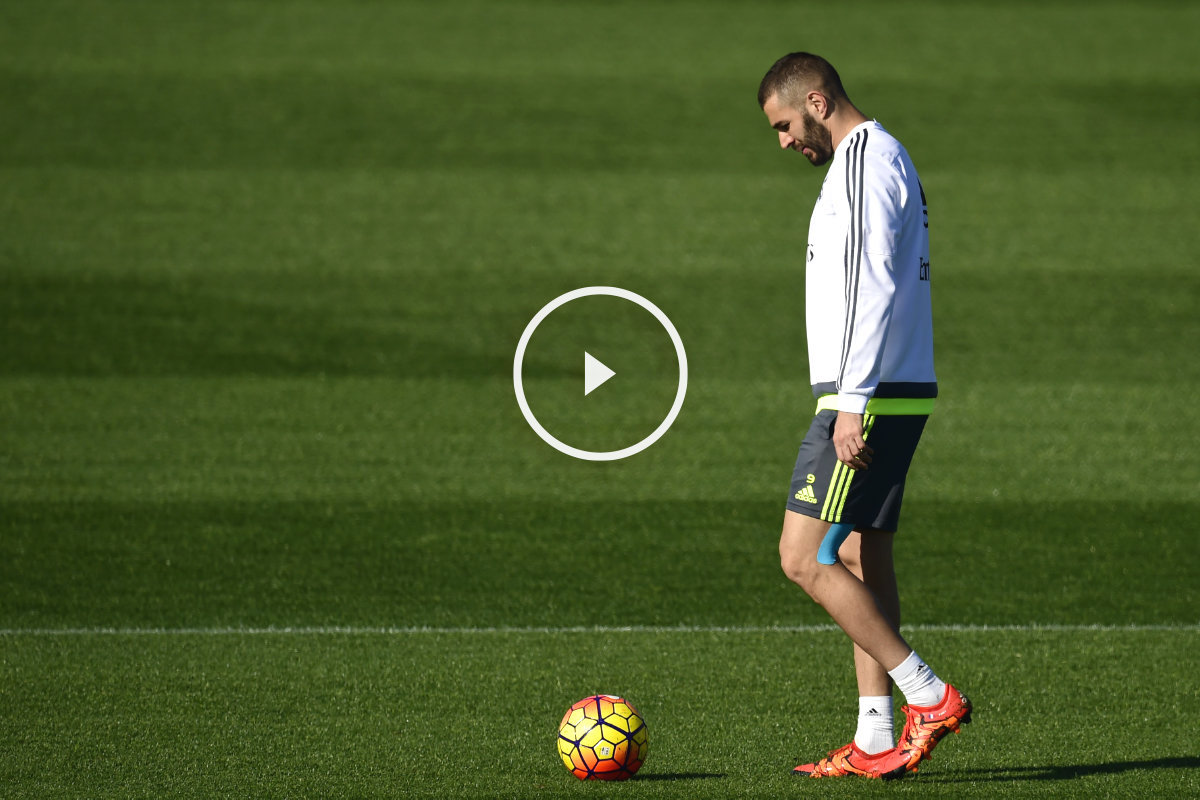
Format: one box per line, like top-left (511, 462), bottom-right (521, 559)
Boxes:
top-left (512, 286), bottom-right (688, 462)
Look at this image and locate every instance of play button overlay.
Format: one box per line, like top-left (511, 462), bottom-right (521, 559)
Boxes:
top-left (513, 287), bottom-right (688, 461)
top-left (583, 352), bottom-right (615, 396)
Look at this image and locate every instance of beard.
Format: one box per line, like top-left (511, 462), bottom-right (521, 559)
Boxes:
top-left (794, 109), bottom-right (834, 166)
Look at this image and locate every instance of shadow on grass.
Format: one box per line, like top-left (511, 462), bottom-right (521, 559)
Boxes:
top-left (635, 773), bottom-right (726, 781)
top-left (930, 756), bottom-right (1200, 782)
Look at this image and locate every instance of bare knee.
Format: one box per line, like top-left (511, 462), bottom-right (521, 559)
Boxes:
top-left (779, 511), bottom-right (837, 597)
top-left (780, 546), bottom-right (824, 596)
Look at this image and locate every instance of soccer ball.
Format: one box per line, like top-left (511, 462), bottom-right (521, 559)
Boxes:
top-left (557, 694), bottom-right (648, 780)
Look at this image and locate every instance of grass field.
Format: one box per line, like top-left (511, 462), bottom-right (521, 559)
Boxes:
top-left (2, 1), bottom-right (1199, 797)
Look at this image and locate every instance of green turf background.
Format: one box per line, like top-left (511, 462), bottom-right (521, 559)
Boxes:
top-left (2, 1), bottom-right (1198, 797)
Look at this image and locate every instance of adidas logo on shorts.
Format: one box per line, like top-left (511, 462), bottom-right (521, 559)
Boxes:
top-left (794, 485), bottom-right (819, 504)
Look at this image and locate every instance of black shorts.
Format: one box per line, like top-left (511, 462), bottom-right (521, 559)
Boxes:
top-left (786, 410), bottom-right (928, 532)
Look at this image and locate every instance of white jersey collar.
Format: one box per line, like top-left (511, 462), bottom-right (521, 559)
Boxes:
top-left (834, 119), bottom-right (882, 159)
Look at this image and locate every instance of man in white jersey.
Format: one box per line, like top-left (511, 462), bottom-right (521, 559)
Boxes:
top-left (757, 52), bottom-right (971, 780)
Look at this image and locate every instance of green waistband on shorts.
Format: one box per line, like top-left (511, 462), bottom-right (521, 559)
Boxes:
top-left (815, 395), bottom-right (936, 415)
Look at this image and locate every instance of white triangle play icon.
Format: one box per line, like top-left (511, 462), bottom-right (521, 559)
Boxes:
top-left (584, 352), bottom-right (615, 396)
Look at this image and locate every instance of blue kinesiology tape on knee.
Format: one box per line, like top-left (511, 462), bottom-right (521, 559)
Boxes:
top-left (816, 522), bottom-right (854, 565)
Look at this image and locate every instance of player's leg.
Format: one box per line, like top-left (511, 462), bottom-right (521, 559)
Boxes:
top-left (783, 510), bottom-right (971, 779)
top-left (782, 511), bottom-right (916, 778)
top-left (779, 511), bottom-right (912, 672)
top-left (838, 529), bottom-right (900, 697)
top-left (838, 530), bottom-right (900, 755)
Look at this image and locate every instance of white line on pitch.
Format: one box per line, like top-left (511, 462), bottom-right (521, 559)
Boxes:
top-left (0, 623), bottom-right (1196, 636)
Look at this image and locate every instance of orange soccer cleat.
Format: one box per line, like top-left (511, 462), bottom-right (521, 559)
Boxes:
top-left (890, 683), bottom-right (973, 775)
top-left (792, 741), bottom-right (911, 780)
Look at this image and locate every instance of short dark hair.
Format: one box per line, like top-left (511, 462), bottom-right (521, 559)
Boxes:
top-left (757, 52), bottom-right (848, 109)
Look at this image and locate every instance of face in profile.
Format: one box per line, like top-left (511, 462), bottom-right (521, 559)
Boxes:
top-left (763, 94), bottom-right (834, 166)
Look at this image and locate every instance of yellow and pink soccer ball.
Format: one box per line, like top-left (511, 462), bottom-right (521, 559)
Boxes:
top-left (556, 695), bottom-right (648, 780)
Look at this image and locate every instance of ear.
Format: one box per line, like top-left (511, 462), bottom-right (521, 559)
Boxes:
top-left (807, 91), bottom-right (832, 119)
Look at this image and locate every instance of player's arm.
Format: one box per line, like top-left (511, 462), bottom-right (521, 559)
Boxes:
top-left (834, 150), bottom-right (905, 416)
top-left (833, 151), bottom-right (907, 468)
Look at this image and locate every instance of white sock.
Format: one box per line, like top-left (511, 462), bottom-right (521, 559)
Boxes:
top-left (887, 651), bottom-right (946, 708)
top-left (854, 696), bottom-right (895, 754)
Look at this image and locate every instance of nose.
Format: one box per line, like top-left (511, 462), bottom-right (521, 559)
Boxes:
top-left (778, 130), bottom-right (794, 150)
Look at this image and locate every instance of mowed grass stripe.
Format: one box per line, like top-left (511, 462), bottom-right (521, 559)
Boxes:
top-left (4, 629), bottom-right (1198, 799)
top-left (2, 623), bottom-right (1196, 636)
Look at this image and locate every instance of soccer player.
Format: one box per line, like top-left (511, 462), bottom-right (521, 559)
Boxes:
top-left (756, 52), bottom-right (971, 779)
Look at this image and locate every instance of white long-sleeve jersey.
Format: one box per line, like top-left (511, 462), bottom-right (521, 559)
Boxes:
top-left (805, 120), bottom-right (936, 413)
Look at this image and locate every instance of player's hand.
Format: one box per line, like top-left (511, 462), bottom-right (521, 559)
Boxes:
top-left (834, 411), bottom-right (874, 470)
